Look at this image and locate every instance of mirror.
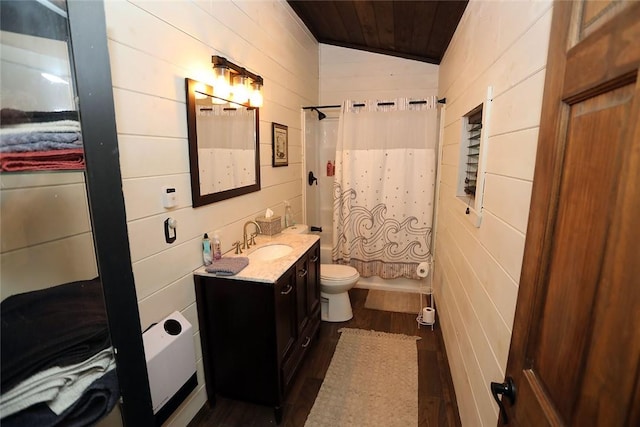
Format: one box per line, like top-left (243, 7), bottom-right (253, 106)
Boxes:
top-left (185, 78), bottom-right (260, 207)
top-left (1, 1), bottom-right (154, 425)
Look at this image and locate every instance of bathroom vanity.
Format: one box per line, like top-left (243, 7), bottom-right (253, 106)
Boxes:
top-left (193, 234), bottom-right (320, 423)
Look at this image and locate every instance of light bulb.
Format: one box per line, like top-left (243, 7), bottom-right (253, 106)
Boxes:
top-left (212, 66), bottom-right (231, 100)
top-left (232, 75), bottom-right (250, 105)
top-left (249, 82), bottom-right (263, 107)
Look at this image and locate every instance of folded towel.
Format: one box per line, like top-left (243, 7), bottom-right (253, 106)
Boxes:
top-left (205, 257), bottom-right (249, 276)
top-left (0, 148), bottom-right (85, 172)
top-left (1, 277), bottom-right (109, 393)
top-left (0, 348), bottom-right (115, 418)
top-left (1, 369), bottom-right (119, 427)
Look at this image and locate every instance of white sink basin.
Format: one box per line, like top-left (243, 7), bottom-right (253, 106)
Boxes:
top-left (248, 244), bottom-right (293, 262)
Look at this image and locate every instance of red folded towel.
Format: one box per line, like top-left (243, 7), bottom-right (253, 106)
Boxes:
top-left (0, 149), bottom-right (84, 172)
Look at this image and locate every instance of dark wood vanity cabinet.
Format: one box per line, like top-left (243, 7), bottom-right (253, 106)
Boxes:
top-left (193, 241), bottom-right (320, 423)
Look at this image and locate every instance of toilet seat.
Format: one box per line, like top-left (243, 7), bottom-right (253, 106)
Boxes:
top-left (320, 264), bottom-right (359, 284)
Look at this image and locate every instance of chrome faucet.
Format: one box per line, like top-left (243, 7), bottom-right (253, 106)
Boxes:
top-left (243, 221), bottom-right (262, 249)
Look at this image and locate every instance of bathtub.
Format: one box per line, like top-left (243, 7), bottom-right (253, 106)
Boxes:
top-left (318, 242), bottom-right (426, 293)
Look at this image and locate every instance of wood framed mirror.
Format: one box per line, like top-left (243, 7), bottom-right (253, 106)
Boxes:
top-left (185, 78), bottom-right (261, 207)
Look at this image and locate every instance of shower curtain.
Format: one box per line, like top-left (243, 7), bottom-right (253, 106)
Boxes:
top-left (332, 98), bottom-right (438, 280)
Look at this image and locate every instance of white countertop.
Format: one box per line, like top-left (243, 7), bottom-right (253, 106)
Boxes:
top-left (193, 233), bottom-right (320, 283)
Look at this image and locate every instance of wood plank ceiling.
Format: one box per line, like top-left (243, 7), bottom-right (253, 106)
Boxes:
top-left (287, 0), bottom-right (468, 64)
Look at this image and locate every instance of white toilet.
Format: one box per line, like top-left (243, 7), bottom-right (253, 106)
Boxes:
top-left (282, 225), bottom-right (359, 322)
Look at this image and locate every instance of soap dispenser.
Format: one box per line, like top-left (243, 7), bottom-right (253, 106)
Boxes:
top-left (284, 201), bottom-right (294, 228)
top-left (212, 232), bottom-right (222, 260)
top-left (202, 233), bottom-right (212, 265)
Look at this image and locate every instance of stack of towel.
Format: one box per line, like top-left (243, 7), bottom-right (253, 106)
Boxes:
top-left (0, 278), bottom-right (119, 426)
top-left (0, 109), bottom-right (84, 172)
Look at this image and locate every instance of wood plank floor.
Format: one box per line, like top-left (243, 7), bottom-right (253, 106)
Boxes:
top-left (188, 288), bottom-right (461, 427)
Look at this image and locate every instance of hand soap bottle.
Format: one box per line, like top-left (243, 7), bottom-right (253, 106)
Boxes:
top-left (202, 233), bottom-right (212, 265)
top-left (284, 201), bottom-right (294, 228)
top-left (212, 232), bottom-right (222, 260)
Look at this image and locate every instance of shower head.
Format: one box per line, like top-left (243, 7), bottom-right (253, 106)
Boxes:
top-left (311, 107), bottom-right (327, 121)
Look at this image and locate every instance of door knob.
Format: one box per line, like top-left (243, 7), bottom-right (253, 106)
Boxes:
top-left (490, 376), bottom-right (516, 424)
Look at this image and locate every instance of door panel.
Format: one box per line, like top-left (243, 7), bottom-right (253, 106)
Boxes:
top-left (534, 84), bottom-right (634, 418)
top-left (501, 0), bottom-right (640, 425)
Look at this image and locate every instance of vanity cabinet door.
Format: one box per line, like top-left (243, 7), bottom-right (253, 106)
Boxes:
top-left (281, 242), bottom-right (321, 393)
top-left (306, 243), bottom-right (321, 316)
top-left (295, 242), bottom-right (321, 334)
top-left (274, 268), bottom-right (296, 365)
top-left (295, 255), bottom-right (310, 333)
top-left (195, 276), bottom-right (280, 407)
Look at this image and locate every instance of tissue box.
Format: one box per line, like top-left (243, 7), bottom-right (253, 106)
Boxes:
top-left (256, 215), bottom-right (282, 236)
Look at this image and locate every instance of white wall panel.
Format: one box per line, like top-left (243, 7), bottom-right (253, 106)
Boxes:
top-left (319, 44), bottom-right (439, 106)
top-left (439, 163), bottom-right (459, 190)
top-left (122, 174), bottom-right (192, 221)
top-left (490, 9), bottom-right (552, 98)
top-left (436, 247), bottom-right (484, 426)
top-left (1, 182), bottom-right (91, 252)
top-left (483, 174), bottom-right (533, 234)
top-left (441, 197), bottom-right (519, 330)
top-left (477, 211), bottom-right (526, 282)
top-left (441, 140), bottom-right (460, 167)
top-left (489, 69), bottom-right (546, 137)
top-left (1, 233), bottom-right (97, 299)
top-left (138, 275), bottom-right (196, 330)
top-left (485, 128), bottom-right (539, 180)
top-left (113, 89), bottom-right (186, 138)
top-left (0, 172), bottom-right (98, 299)
top-left (118, 135), bottom-right (190, 179)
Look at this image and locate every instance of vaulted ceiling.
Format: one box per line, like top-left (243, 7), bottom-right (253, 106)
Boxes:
top-left (287, 0), bottom-right (468, 64)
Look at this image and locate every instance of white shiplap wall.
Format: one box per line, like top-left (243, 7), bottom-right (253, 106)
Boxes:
top-left (434, 0), bottom-right (553, 425)
top-left (103, 1), bottom-right (318, 424)
top-left (0, 172), bottom-right (98, 299)
top-left (319, 44), bottom-right (439, 106)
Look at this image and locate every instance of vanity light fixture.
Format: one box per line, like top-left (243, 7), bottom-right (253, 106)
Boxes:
top-left (211, 55), bottom-right (263, 108)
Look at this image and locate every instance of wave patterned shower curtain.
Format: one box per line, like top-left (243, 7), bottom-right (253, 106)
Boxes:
top-left (332, 98), bottom-right (438, 280)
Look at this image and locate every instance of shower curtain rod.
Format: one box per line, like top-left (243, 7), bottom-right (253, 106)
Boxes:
top-left (302, 98), bottom-right (446, 110)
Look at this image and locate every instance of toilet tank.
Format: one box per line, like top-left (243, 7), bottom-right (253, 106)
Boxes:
top-left (281, 224), bottom-right (309, 234)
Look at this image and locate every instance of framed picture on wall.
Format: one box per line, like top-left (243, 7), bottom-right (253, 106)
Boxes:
top-left (272, 122), bottom-right (288, 167)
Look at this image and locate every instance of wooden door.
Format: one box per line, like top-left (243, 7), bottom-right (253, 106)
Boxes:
top-left (498, 1), bottom-right (640, 425)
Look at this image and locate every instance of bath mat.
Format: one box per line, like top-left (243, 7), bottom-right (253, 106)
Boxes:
top-left (364, 289), bottom-right (422, 314)
top-left (304, 328), bottom-right (419, 427)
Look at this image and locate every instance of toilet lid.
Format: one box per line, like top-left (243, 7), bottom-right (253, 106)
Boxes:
top-left (321, 264), bottom-right (359, 281)
top-left (281, 224), bottom-right (309, 234)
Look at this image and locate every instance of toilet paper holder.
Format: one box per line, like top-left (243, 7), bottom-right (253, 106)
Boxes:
top-left (416, 259), bottom-right (435, 330)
